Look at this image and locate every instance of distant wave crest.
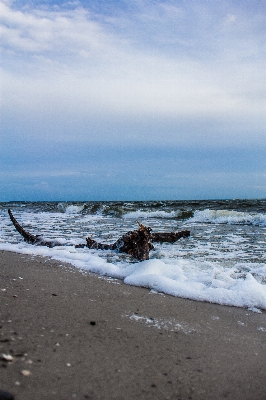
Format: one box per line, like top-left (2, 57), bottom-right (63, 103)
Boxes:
top-left (123, 210), bottom-right (193, 220)
top-left (189, 209), bottom-right (266, 226)
top-left (58, 203), bottom-right (85, 214)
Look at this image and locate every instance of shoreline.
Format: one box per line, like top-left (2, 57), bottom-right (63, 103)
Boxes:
top-left (1, 250), bottom-right (266, 399)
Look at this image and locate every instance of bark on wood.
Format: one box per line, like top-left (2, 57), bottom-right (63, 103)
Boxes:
top-left (8, 210), bottom-right (190, 261)
top-left (84, 222), bottom-right (154, 261)
top-left (83, 222), bottom-right (190, 261)
top-left (8, 209), bottom-right (38, 244)
top-left (151, 230), bottom-right (190, 243)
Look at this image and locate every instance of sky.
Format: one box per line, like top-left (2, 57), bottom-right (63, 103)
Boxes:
top-left (1, 0), bottom-right (266, 201)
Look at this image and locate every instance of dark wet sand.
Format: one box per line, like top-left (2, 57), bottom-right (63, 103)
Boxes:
top-left (0, 250), bottom-right (266, 400)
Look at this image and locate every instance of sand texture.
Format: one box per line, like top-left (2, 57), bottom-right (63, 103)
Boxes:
top-left (0, 250), bottom-right (266, 400)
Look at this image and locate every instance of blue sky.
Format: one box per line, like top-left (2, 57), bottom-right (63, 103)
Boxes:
top-left (1, 0), bottom-right (266, 201)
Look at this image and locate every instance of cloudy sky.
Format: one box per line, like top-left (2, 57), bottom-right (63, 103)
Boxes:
top-left (1, 0), bottom-right (266, 201)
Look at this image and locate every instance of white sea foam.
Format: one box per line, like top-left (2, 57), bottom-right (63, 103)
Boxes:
top-left (189, 209), bottom-right (266, 226)
top-left (257, 327), bottom-right (266, 332)
top-left (126, 314), bottom-right (197, 333)
top-left (65, 205), bottom-right (85, 214)
top-left (123, 210), bottom-right (181, 219)
top-left (1, 241), bottom-right (265, 311)
top-left (56, 203), bottom-right (85, 214)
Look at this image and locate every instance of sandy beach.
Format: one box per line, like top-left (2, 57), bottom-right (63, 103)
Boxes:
top-left (0, 250), bottom-right (266, 400)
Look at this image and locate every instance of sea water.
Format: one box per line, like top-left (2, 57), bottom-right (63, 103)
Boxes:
top-left (0, 200), bottom-right (266, 311)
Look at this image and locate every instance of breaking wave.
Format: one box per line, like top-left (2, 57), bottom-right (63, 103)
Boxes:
top-left (65, 205), bottom-right (85, 214)
top-left (57, 203), bottom-right (85, 214)
top-left (189, 209), bottom-right (266, 226)
top-left (123, 210), bottom-right (192, 219)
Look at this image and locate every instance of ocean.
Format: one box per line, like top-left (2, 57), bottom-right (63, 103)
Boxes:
top-left (1, 200), bottom-right (266, 311)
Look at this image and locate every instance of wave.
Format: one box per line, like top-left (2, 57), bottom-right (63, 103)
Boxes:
top-left (123, 210), bottom-right (193, 220)
top-left (124, 210), bottom-right (179, 219)
top-left (57, 203), bottom-right (85, 214)
top-left (65, 205), bottom-right (85, 214)
top-left (55, 202), bottom-right (194, 220)
top-left (189, 209), bottom-right (266, 226)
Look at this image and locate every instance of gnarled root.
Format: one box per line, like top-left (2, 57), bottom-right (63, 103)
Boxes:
top-left (85, 223), bottom-right (153, 261)
top-left (84, 221), bottom-right (190, 261)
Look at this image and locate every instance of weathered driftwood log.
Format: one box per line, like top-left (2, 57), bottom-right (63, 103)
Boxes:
top-left (83, 222), bottom-right (154, 261)
top-left (8, 210), bottom-right (190, 261)
top-left (81, 222), bottom-right (190, 261)
top-left (151, 230), bottom-right (190, 243)
top-left (8, 209), bottom-right (37, 244)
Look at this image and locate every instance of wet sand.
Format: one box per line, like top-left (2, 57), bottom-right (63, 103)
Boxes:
top-left (0, 250), bottom-right (266, 400)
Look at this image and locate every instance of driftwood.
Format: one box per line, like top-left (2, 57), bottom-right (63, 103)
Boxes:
top-left (151, 231), bottom-right (190, 243)
top-left (79, 222), bottom-right (154, 261)
top-left (78, 222), bottom-right (190, 261)
top-left (8, 210), bottom-right (190, 261)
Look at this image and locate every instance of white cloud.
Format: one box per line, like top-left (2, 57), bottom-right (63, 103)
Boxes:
top-left (0, 1), bottom-right (113, 54)
top-left (1, 0), bottom-right (266, 147)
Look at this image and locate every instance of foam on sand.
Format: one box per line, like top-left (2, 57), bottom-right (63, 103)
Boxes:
top-left (1, 241), bottom-right (265, 311)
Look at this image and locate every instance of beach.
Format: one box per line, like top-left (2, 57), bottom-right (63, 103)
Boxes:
top-left (2, 200), bottom-right (266, 312)
top-left (0, 250), bottom-right (266, 400)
